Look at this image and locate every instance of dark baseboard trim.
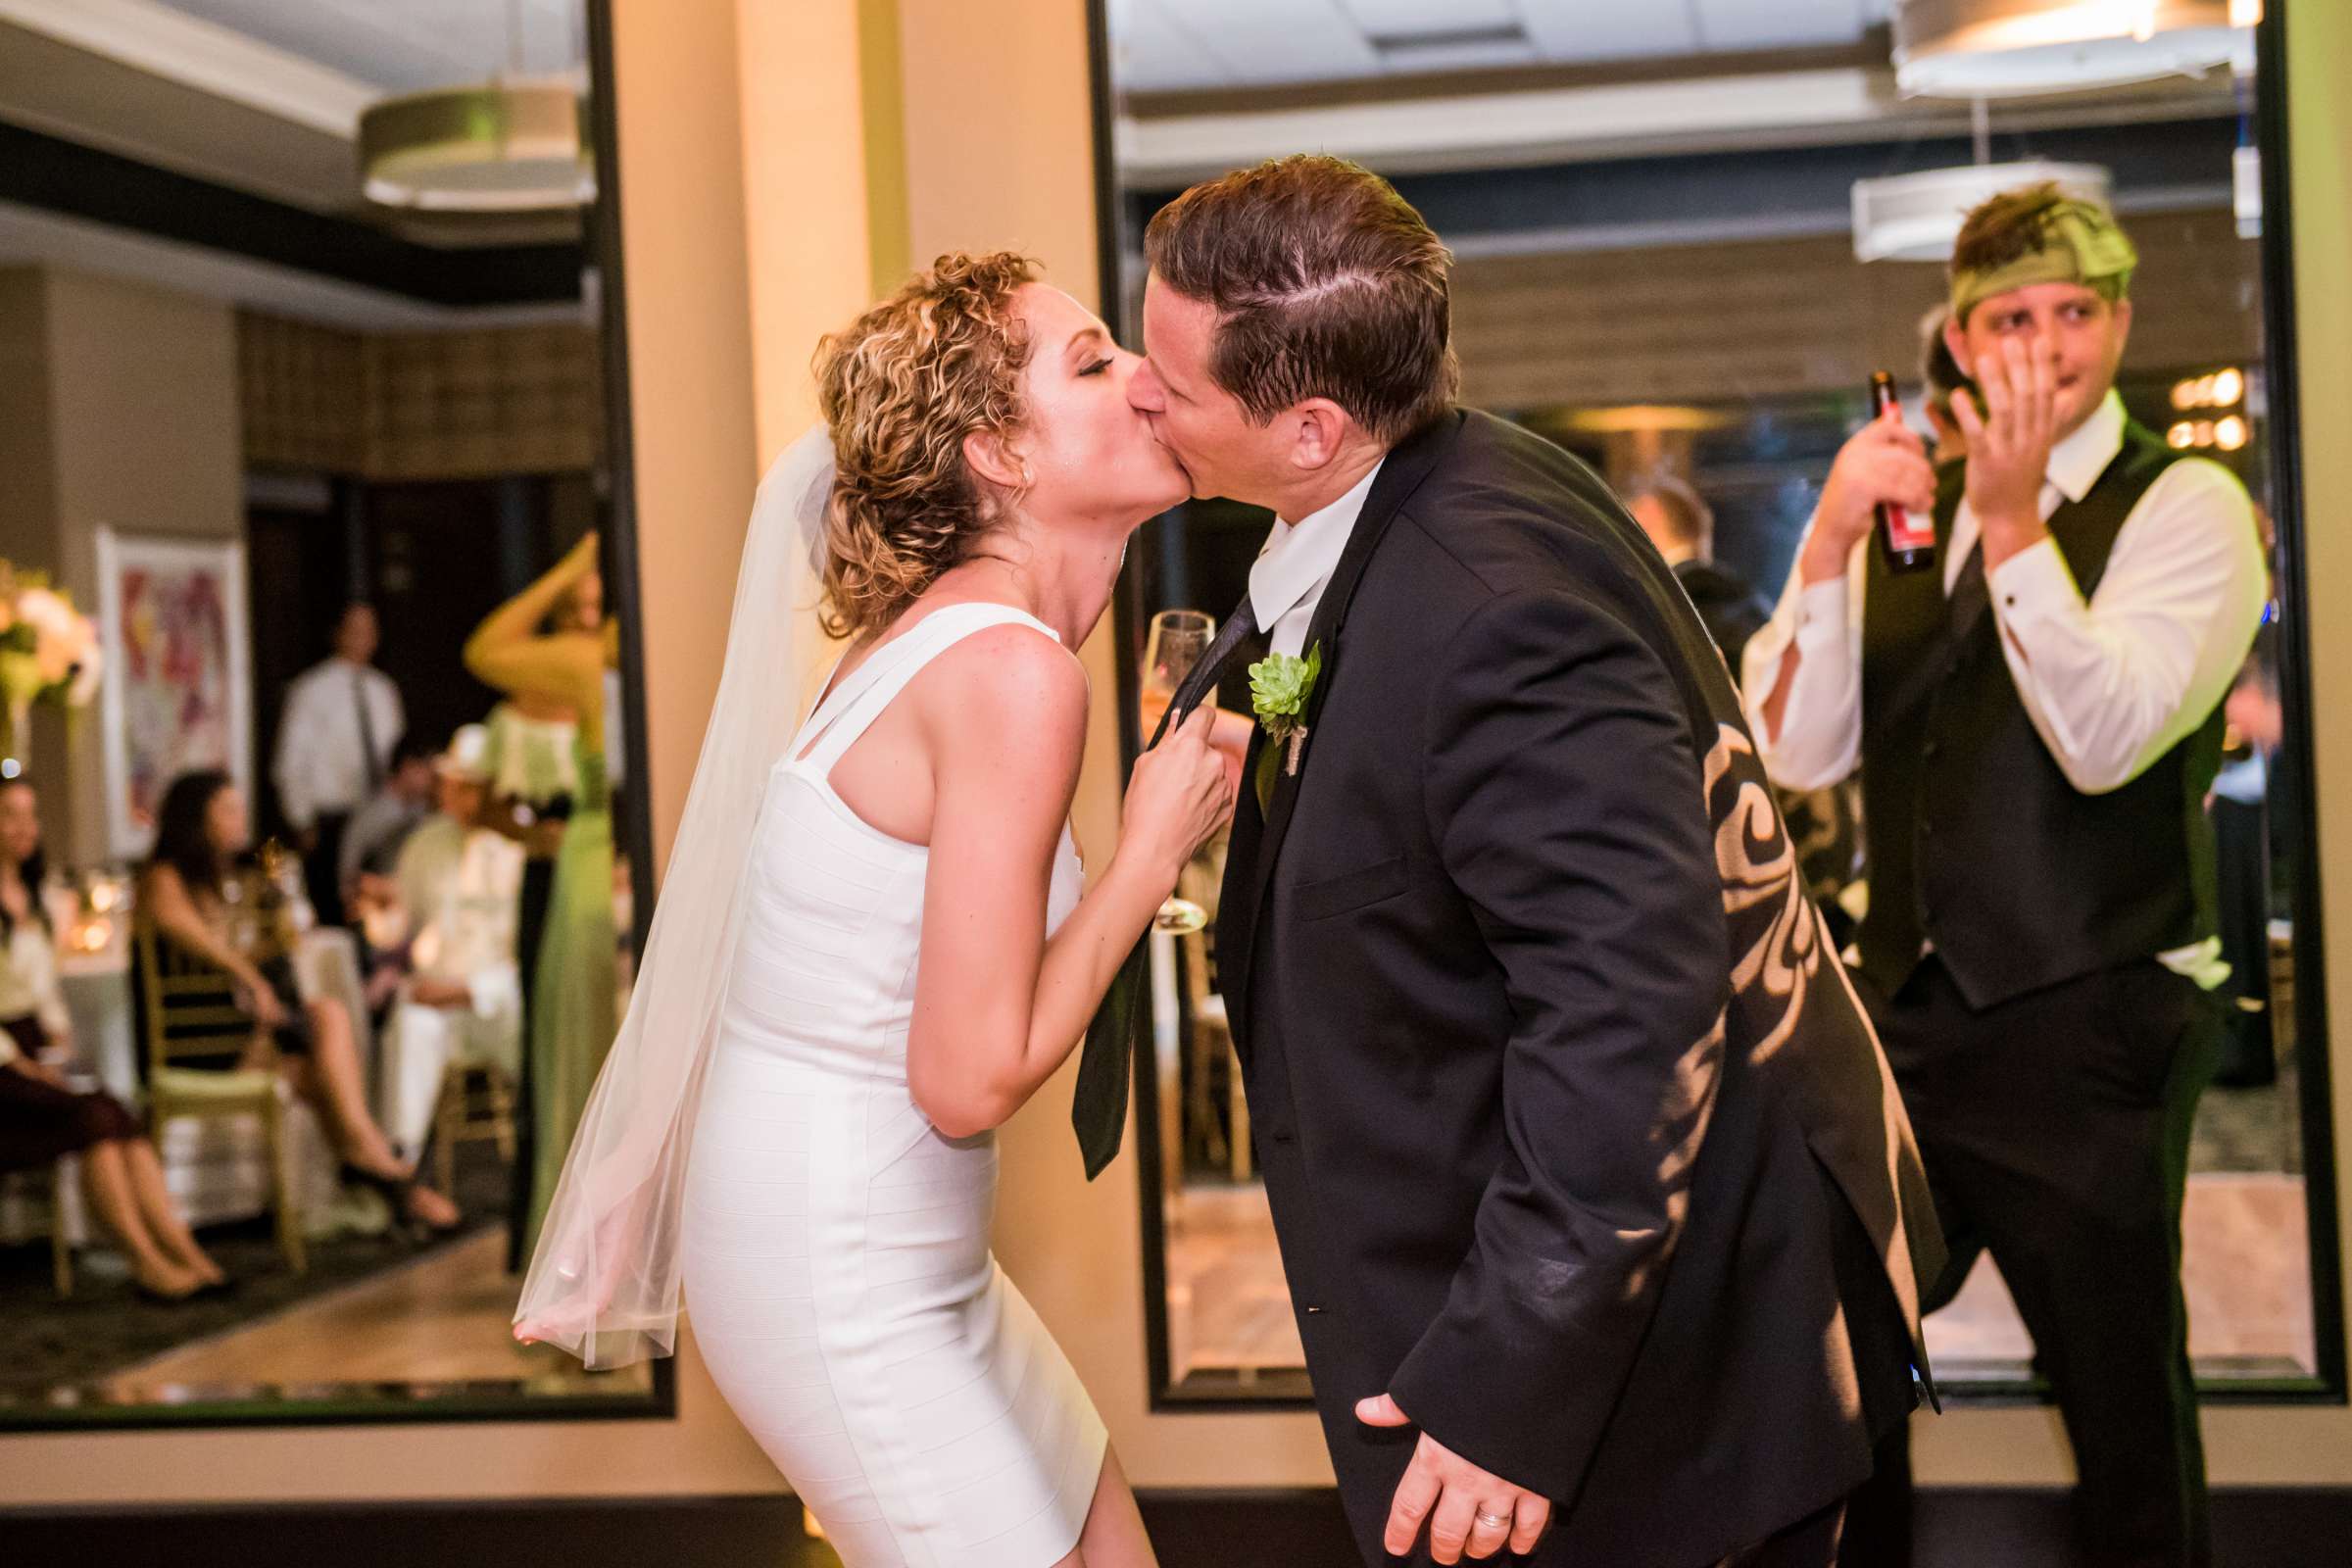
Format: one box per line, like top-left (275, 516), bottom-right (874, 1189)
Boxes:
top-left (2, 1494), bottom-right (811, 1568)
top-left (6, 1485), bottom-right (2348, 1568)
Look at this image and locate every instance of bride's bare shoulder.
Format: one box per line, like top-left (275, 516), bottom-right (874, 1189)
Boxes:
top-left (923, 618), bottom-right (1085, 725)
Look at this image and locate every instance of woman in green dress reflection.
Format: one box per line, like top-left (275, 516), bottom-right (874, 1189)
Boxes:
top-left (464, 532), bottom-right (617, 1268)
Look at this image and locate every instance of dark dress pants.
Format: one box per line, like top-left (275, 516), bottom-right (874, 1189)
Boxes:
top-left (505, 854), bottom-right (557, 1274)
top-left (303, 811), bottom-right (352, 929)
top-left (1839, 955), bottom-right (2221, 1568)
top-left (1723, 1501), bottom-right (1844, 1568)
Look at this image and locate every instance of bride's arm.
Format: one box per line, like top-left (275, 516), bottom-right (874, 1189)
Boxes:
top-left (907, 630), bottom-right (1227, 1139)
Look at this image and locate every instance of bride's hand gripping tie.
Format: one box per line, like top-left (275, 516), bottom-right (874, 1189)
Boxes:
top-left (1119, 704), bottom-right (1233, 891)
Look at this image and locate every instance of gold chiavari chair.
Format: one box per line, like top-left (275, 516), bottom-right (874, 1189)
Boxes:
top-left (133, 922), bottom-right (306, 1274)
top-left (431, 1058), bottom-right (516, 1197)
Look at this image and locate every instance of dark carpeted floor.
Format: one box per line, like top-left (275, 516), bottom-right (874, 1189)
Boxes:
top-left (0, 1141), bottom-right (512, 1401)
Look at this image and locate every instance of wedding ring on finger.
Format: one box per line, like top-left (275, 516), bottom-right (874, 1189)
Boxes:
top-left (1473, 1507), bottom-right (1512, 1531)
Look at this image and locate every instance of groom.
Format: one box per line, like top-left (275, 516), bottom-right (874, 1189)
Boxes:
top-left (1123, 157), bottom-right (1945, 1568)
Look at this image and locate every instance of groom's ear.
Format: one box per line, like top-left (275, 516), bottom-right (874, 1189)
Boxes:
top-left (1288, 399), bottom-right (1355, 473)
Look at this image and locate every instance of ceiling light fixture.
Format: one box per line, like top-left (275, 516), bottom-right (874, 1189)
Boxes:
top-left (1891, 0), bottom-right (2256, 99)
top-left (357, 1), bottom-right (593, 212)
top-left (1852, 157), bottom-right (2112, 263)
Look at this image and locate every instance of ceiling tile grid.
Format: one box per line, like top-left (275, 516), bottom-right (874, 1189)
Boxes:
top-left (1113, 0), bottom-right (1888, 92)
top-left (149, 0), bottom-right (585, 92)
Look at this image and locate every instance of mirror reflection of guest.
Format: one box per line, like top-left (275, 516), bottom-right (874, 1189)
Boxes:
top-left (377, 724), bottom-right (525, 1170)
top-left (464, 533), bottom-right (617, 1266)
top-left (137, 771), bottom-right (459, 1231)
top-left (1624, 473), bottom-right (1772, 674)
top-left (0, 778), bottom-right (226, 1300)
top-left (272, 603), bottom-right (404, 928)
top-left (1624, 474), bottom-right (1863, 939)
top-left (2212, 631), bottom-right (2285, 1088)
top-left (336, 732), bottom-right (438, 908)
top-left (1745, 187), bottom-right (2267, 1567)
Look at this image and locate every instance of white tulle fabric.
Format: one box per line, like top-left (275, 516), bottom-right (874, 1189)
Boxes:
top-left (514, 426), bottom-right (837, 1368)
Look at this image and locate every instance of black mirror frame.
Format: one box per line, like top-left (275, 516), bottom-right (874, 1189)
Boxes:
top-left (0, 0), bottom-right (674, 1433)
top-left (1091, 0), bottom-right (2347, 1413)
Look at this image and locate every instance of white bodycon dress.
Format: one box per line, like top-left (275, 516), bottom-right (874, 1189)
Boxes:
top-left (681, 603), bottom-right (1105, 1567)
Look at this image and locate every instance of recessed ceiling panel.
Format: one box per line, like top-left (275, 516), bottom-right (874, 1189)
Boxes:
top-left (1515, 1), bottom-right (1704, 64)
top-left (1693, 0), bottom-right (1872, 53)
top-left (149, 0), bottom-right (585, 92)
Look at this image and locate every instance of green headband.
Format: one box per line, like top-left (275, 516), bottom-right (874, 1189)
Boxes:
top-left (1949, 200), bottom-right (2138, 322)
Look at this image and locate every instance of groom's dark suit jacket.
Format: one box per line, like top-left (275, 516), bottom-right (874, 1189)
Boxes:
top-left (1216, 410), bottom-right (1945, 1568)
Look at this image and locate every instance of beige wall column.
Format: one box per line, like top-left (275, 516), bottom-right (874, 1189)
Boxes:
top-left (729, 0), bottom-right (912, 696)
top-left (893, 0), bottom-right (1334, 1488)
top-left (611, 0), bottom-right (759, 871)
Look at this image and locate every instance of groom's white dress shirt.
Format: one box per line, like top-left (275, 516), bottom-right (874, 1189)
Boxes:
top-left (1249, 459), bottom-right (1385, 660)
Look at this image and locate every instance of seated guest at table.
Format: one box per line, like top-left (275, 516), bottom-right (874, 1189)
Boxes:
top-left (337, 732), bottom-right (438, 910)
top-left (377, 723), bottom-right (524, 1171)
top-left (137, 770), bottom-right (458, 1232)
top-left (0, 777), bottom-right (224, 1300)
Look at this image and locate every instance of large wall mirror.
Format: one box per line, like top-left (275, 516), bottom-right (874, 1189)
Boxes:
top-left (0, 0), bottom-right (666, 1426)
top-left (1093, 0), bottom-right (2344, 1407)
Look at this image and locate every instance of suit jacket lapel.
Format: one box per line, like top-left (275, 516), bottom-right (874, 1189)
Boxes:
top-left (1225, 411), bottom-right (1465, 1005)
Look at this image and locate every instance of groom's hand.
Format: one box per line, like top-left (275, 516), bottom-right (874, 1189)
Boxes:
top-left (1357, 1393), bottom-right (1551, 1562)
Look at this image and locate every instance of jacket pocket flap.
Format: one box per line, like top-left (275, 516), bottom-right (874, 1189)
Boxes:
top-left (1296, 855), bottom-right (1407, 922)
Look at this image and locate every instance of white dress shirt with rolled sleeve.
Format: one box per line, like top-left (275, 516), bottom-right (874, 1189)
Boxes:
top-left (272, 658), bottom-right (404, 831)
top-left (1740, 390), bottom-right (2268, 979)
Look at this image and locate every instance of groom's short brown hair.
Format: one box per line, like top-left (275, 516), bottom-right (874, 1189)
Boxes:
top-left (1144, 155), bottom-right (1457, 444)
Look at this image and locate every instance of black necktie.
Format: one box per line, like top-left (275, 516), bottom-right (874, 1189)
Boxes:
top-left (1071, 598), bottom-right (1262, 1179)
top-left (352, 666), bottom-right (383, 793)
top-left (1945, 538), bottom-right (1988, 636)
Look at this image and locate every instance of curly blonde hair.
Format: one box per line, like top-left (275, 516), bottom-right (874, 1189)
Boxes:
top-left (813, 252), bottom-right (1040, 639)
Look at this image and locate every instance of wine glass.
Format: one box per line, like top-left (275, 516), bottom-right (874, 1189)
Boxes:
top-left (1141, 609), bottom-right (1214, 935)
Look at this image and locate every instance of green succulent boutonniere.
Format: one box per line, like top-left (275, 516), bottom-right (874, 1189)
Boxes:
top-left (1247, 642), bottom-right (1322, 809)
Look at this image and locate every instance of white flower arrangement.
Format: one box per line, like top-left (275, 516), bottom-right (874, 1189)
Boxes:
top-left (0, 564), bottom-right (103, 760)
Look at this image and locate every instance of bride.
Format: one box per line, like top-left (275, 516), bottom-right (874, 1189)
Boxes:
top-left (514, 252), bottom-right (1231, 1568)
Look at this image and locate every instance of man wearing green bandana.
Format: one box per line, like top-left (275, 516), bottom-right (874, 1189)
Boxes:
top-left (1744, 185), bottom-right (2267, 1566)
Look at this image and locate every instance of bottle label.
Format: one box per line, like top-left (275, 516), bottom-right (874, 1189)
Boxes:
top-left (1884, 505), bottom-right (1936, 554)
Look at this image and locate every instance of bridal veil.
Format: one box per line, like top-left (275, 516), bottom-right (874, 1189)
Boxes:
top-left (514, 426), bottom-right (835, 1367)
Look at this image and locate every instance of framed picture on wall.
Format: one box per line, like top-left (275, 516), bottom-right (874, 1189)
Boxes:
top-left (94, 527), bottom-right (253, 860)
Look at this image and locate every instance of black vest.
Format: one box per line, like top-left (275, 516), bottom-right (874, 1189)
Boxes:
top-left (1856, 420), bottom-right (2225, 1009)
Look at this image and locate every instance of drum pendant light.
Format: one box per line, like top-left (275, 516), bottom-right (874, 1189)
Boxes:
top-left (358, 0), bottom-right (593, 212)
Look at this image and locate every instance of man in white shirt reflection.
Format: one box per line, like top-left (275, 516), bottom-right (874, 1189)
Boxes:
top-left (1743, 186), bottom-right (2266, 1568)
top-left (272, 604), bottom-right (405, 927)
top-left (377, 724), bottom-right (525, 1175)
